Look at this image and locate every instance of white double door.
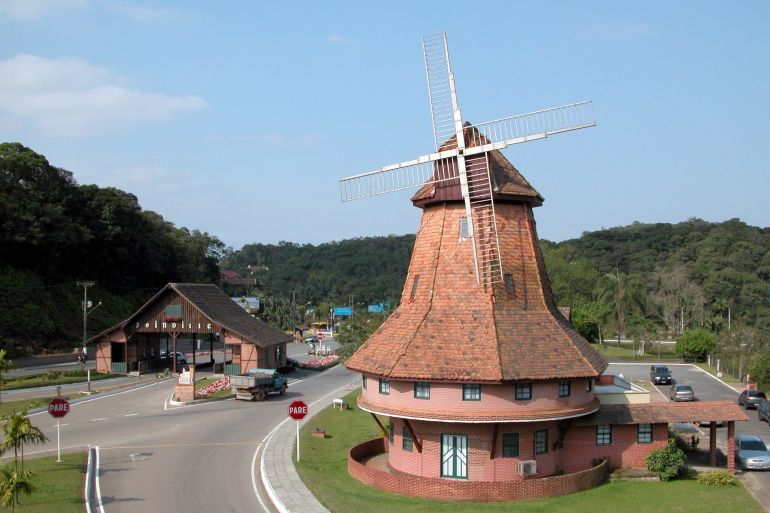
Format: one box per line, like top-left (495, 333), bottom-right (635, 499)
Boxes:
top-left (441, 434), bottom-right (468, 478)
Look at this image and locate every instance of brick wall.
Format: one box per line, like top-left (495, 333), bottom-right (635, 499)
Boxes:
top-left (386, 419), bottom-right (565, 480)
top-left (349, 437), bottom-right (607, 501)
top-left (563, 423), bottom-right (667, 471)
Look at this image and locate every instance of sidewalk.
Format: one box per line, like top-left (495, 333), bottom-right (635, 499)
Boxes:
top-left (262, 416), bottom-right (330, 513)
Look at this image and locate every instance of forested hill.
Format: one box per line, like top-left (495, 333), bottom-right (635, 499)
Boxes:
top-left (2, 142), bottom-right (768, 356)
top-left (0, 143), bottom-right (225, 356)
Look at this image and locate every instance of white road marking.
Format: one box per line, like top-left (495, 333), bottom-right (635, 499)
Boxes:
top-left (90, 418), bottom-right (107, 422)
top-left (95, 446), bottom-right (105, 513)
top-left (123, 413), bottom-right (138, 417)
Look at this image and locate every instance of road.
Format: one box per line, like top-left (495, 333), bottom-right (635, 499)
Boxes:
top-left (607, 362), bottom-right (770, 512)
top-left (25, 338), bottom-right (355, 513)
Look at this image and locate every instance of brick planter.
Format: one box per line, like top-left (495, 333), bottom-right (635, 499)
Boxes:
top-left (349, 437), bottom-right (607, 502)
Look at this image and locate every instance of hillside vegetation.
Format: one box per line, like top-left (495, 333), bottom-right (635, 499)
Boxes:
top-left (2, 143), bottom-right (769, 387)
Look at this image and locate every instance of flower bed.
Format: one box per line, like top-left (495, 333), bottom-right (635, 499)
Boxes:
top-left (195, 376), bottom-right (230, 397)
top-left (299, 354), bottom-right (340, 371)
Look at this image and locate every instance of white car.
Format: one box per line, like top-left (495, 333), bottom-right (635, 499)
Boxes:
top-left (161, 351), bottom-right (187, 365)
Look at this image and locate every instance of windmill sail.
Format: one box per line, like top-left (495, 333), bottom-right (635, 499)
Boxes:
top-left (339, 32), bottom-right (595, 289)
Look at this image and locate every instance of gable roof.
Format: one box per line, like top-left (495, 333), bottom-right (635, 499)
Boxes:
top-left (572, 401), bottom-right (749, 426)
top-left (86, 283), bottom-right (290, 348)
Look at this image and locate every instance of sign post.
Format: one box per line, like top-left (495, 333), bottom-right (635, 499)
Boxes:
top-left (48, 397), bottom-right (70, 462)
top-left (288, 400), bottom-right (308, 462)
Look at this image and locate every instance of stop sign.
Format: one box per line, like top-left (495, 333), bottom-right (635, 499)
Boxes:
top-left (316, 332), bottom-right (324, 341)
top-left (288, 400), bottom-right (308, 420)
top-left (48, 397), bottom-right (70, 418)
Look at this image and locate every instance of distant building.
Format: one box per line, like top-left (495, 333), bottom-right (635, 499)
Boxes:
top-left (233, 296), bottom-right (260, 314)
top-left (220, 269), bottom-right (257, 287)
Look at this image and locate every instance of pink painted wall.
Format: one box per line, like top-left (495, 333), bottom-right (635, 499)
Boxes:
top-left (361, 375), bottom-right (595, 418)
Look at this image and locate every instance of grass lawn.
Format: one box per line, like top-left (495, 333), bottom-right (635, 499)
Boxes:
top-left (2, 452), bottom-right (86, 513)
top-left (0, 398), bottom-right (53, 416)
top-left (593, 343), bottom-right (680, 361)
top-left (295, 389), bottom-right (763, 513)
top-left (2, 370), bottom-right (121, 391)
top-left (694, 363), bottom-right (742, 385)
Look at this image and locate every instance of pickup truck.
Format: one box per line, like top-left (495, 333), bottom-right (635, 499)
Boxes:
top-left (229, 368), bottom-right (288, 401)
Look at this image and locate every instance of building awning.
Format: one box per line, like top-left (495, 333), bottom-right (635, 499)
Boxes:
top-left (571, 400), bottom-right (749, 426)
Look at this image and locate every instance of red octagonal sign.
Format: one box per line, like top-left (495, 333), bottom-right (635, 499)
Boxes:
top-left (288, 400), bottom-right (308, 420)
top-left (48, 397), bottom-right (70, 418)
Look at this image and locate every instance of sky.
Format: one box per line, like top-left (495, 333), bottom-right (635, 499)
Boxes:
top-left (1, 1), bottom-right (768, 250)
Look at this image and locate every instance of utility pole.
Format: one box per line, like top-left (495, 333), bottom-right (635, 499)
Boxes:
top-left (77, 281), bottom-right (95, 344)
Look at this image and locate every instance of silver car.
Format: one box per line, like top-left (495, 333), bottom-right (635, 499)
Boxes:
top-left (735, 434), bottom-right (770, 470)
top-left (670, 384), bottom-right (695, 402)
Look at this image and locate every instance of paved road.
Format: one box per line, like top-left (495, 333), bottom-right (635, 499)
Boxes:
top-left (607, 362), bottom-right (770, 512)
top-left (24, 337), bottom-right (353, 513)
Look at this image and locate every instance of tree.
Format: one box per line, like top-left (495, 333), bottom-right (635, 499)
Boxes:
top-left (596, 269), bottom-right (646, 342)
top-left (336, 312), bottom-right (385, 361)
top-left (570, 300), bottom-right (611, 344)
top-left (675, 329), bottom-right (716, 362)
top-left (0, 464), bottom-right (35, 511)
top-left (0, 411), bottom-right (48, 471)
top-left (0, 350), bottom-right (13, 404)
top-left (750, 347), bottom-right (770, 391)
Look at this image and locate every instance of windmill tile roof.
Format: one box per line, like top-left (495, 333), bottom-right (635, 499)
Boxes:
top-left (412, 123), bottom-right (544, 206)
top-left (347, 156), bottom-right (606, 382)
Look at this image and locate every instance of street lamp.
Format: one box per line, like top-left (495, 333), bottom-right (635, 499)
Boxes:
top-left (82, 299), bottom-right (102, 353)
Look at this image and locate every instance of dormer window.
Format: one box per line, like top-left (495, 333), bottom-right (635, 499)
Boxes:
top-left (559, 381), bottom-right (571, 398)
top-left (504, 274), bottom-right (515, 298)
top-left (410, 275), bottom-right (420, 300)
top-left (459, 216), bottom-right (470, 239)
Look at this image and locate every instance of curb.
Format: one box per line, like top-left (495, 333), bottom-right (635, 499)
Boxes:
top-left (168, 393), bottom-right (235, 406)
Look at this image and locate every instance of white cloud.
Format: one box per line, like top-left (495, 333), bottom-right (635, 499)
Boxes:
top-left (0, 54), bottom-right (206, 136)
top-left (0, 0), bottom-right (86, 20)
top-left (328, 34), bottom-right (354, 45)
top-left (103, 1), bottom-right (180, 22)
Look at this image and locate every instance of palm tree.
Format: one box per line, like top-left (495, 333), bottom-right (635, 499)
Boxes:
top-left (0, 350), bottom-right (14, 404)
top-left (0, 464), bottom-right (36, 511)
top-left (0, 411), bottom-right (48, 471)
top-left (597, 268), bottom-right (646, 344)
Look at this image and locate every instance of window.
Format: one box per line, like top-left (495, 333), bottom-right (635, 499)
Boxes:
top-left (388, 422), bottom-right (394, 445)
top-left (462, 383), bottom-right (481, 401)
top-left (414, 382), bottom-right (430, 399)
top-left (515, 383), bottom-right (532, 400)
top-left (559, 381), bottom-right (571, 398)
top-left (637, 423), bottom-right (652, 444)
top-left (410, 275), bottom-right (420, 300)
top-left (362, 375), bottom-right (367, 390)
top-left (502, 433), bottom-right (520, 458)
top-left (459, 216), bottom-right (471, 239)
top-left (586, 379), bottom-right (593, 392)
top-left (535, 429), bottom-right (548, 454)
top-left (596, 425), bottom-right (612, 445)
top-left (504, 274), bottom-right (515, 298)
top-left (379, 378), bottom-right (390, 395)
top-left (402, 426), bottom-right (413, 452)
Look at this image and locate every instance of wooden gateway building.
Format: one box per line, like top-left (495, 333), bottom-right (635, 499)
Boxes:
top-left (86, 283), bottom-right (291, 375)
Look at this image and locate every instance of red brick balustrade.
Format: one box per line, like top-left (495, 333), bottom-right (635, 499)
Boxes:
top-left (349, 437), bottom-right (608, 502)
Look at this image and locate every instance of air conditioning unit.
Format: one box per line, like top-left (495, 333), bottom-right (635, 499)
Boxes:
top-left (518, 460), bottom-right (537, 476)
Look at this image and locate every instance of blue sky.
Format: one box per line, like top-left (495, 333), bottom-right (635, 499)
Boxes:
top-left (1, 1), bottom-right (768, 250)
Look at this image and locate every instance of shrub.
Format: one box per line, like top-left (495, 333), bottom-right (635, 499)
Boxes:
top-left (697, 470), bottom-right (737, 487)
top-left (645, 441), bottom-right (687, 481)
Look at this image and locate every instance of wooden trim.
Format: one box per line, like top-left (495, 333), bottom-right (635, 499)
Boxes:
top-left (490, 423), bottom-right (499, 459)
top-left (402, 418), bottom-right (422, 453)
top-left (370, 413), bottom-right (388, 437)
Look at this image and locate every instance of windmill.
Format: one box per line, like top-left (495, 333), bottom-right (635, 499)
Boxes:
top-left (339, 32), bottom-right (595, 288)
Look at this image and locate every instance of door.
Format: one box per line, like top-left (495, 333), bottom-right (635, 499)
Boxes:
top-left (441, 434), bottom-right (468, 478)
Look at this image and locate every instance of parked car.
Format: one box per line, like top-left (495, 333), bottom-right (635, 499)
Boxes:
top-left (650, 365), bottom-right (673, 385)
top-left (738, 389), bottom-right (767, 409)
top-left (670, 384), bottom-right (695, 402)
top-left (758, 400), bottom-right (770, 424)
top-left (735, 434), bottom-right (770, 470)
top-left (160, 351), bottom-right (187, 366)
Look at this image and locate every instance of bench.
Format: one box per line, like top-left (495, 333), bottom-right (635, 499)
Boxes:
top-left (332, 398), bottom-right (345, 410)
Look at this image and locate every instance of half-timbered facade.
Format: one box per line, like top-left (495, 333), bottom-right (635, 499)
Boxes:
top-left (86, 283), bottom-right (290, 375)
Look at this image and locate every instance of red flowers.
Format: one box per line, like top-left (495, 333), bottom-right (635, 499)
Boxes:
top-left (299, 355), bottom-right (340, 370)
top-left (196, 376), bottom-right (230, 397)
